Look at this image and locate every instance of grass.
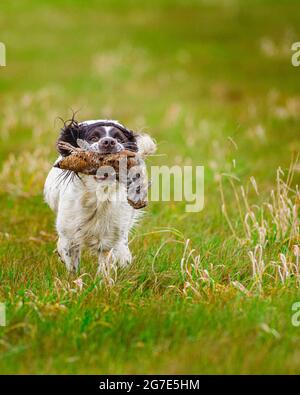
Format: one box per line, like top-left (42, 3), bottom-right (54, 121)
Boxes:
top-left (0, 0), bottom-right (300, 374)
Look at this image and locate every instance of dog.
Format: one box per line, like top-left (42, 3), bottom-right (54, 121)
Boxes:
top-left (44, 118), bottom-right (156, 275)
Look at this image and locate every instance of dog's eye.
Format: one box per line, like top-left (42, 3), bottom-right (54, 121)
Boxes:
top-left (115, 133), bottom-right (125, 142)
top-left (90, 136), bottom-right (99, 142)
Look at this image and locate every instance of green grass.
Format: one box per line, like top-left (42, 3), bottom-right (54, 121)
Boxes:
top-left (0, 0), bottom-right (300, 374)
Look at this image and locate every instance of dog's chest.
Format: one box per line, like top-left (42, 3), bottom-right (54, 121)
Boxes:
top-left (77, 186), bottom-right (124, 250)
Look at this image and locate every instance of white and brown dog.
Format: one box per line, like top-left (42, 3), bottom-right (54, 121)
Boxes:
top-left (44, 119), bottom-right (156, 274)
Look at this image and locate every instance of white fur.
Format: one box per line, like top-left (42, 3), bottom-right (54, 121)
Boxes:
top-left (44, 129), bottom-right (156, 275)
top-left (136, 134), bottom-right (157, 156)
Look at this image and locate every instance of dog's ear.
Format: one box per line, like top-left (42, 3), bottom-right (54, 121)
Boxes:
top-left (57, 119), bottom-right (86, 156)
top-left (136, 134), bottom-right (157, 156)
top-left (120, 128), bottom-right (138, 152)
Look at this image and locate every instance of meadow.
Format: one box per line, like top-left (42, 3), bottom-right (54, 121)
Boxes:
top-left (0, 0), bottom-right (300, 374)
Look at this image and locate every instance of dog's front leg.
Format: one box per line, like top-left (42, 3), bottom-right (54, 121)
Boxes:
top-left (97, 250), bottom-right (112, 277)
top-left (97, 244), bottom-right (132, 278)
top-left (113, 242), bottom-right (132, 268)
top-left (57, 236), bottom-right (81, 274)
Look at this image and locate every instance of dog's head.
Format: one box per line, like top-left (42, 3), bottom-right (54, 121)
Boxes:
top-left (57, 118), bottom-right (142, 156)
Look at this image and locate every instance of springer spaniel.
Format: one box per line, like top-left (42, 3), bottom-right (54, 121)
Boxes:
top-left (44, 119), bottom-right (156, 275)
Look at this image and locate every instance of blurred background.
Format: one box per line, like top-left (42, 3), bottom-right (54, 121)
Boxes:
top-left (1, 0), bottom-right (300, 237)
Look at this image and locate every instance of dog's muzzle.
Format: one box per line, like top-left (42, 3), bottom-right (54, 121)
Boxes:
top-left (98, 137), bottom-right (122, 154)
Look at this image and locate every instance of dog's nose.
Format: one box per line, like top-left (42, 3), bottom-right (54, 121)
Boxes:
top-left (99, 137), bottom-right (116, 149)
